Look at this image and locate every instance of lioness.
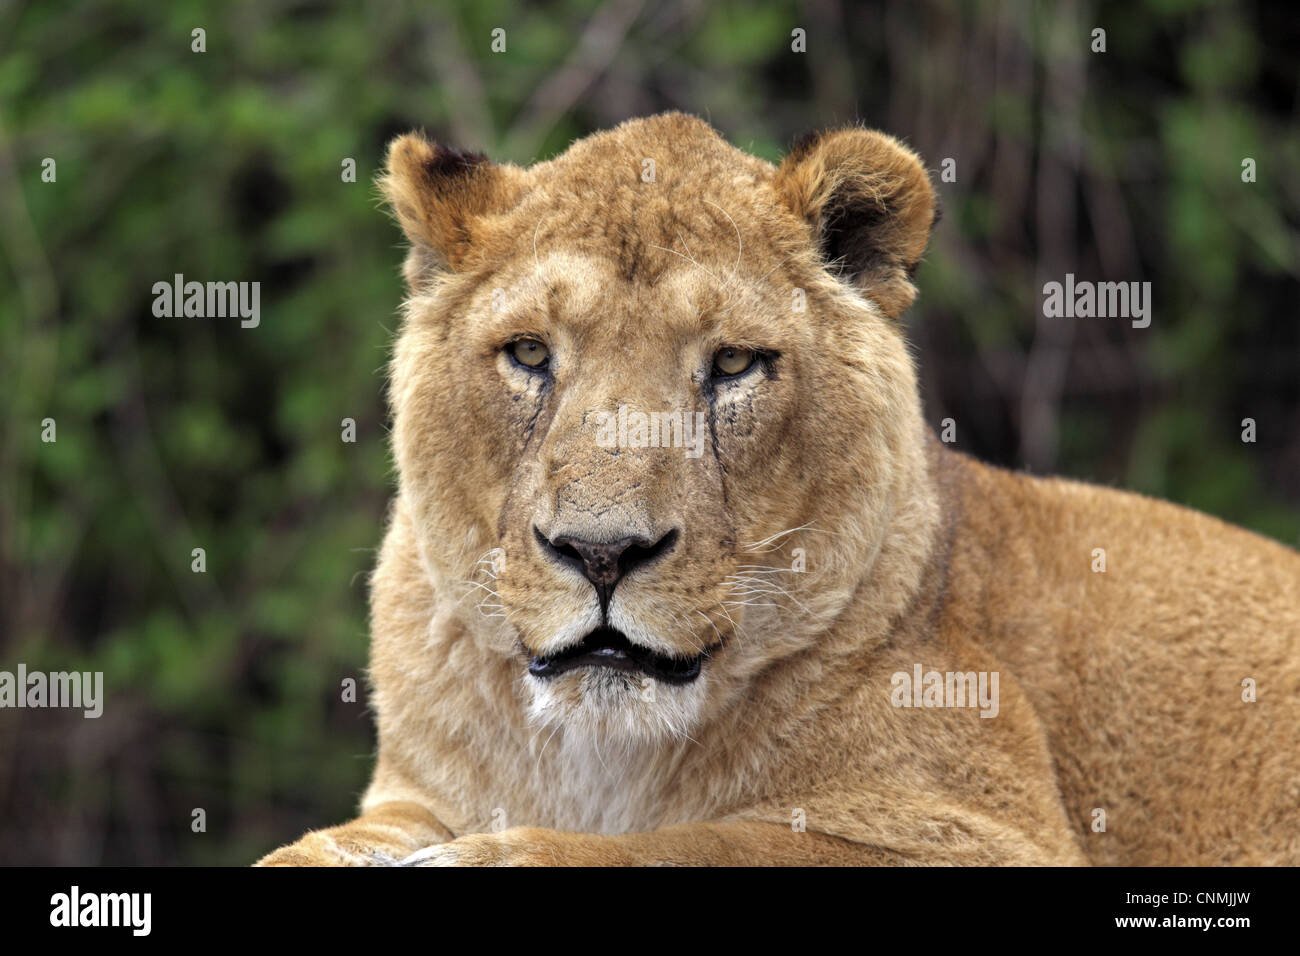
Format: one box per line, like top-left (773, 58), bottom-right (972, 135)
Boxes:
top-left (260, 113), bottom-right (1299, 866)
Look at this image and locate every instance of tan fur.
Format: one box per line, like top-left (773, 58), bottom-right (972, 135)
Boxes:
top-left (259, 113), bottom-right (1300, 866)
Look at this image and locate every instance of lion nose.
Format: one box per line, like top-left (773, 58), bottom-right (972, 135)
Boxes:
top-left (534, 527), bottom-right (679, 612)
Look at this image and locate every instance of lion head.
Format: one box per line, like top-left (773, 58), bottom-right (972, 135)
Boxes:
top-left (379, 113), bottom-right (940, 746)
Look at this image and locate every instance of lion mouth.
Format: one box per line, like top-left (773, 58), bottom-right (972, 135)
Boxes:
top-left (527, 626), bottom-right (704, 684)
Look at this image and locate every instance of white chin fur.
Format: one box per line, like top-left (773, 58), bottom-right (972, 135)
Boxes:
top-left (524, 666), bottom-right (708, 747)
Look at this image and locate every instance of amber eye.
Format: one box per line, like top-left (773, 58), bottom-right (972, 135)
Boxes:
top-left (509, 338), bottom-right (549, 369)
top-left (712, 346), bottom-right (756, 377)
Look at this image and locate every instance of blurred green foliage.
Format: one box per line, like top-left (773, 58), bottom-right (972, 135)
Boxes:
top-left (0, 0), bottom-right (1296, 864)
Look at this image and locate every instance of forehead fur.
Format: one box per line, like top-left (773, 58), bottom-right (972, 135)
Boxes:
top-left (494, 113), bottom-right (798, 284)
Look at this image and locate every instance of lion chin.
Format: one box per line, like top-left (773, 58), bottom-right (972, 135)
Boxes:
top-left (518, 613), bottom-right (719, 744)
top-left (524, 661), bottom-right (712, 750)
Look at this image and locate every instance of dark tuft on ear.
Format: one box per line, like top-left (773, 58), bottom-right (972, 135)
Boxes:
top-left (773, 126), bottom-right (937, 319)
top-left (420, 145), bottom-right (488, 183)
top-left (379, 132), bottom-right (528, 289)
top-left (786, 128), bottom-right (825, 162)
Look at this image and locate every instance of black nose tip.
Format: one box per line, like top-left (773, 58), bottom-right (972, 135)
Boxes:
top-left (535, 527), bottom-right (679, 612)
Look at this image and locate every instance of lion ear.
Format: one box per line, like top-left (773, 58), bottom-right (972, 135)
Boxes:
top-left (773, 127), bottom-right (937, 319)
top-left (379, 131), bottom-right (529, 288)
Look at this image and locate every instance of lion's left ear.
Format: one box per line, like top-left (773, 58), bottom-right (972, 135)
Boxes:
top-left (773, 127), bottom-right (937, 319)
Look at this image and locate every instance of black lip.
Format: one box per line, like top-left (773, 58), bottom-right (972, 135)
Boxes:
top-left (528, 626), bottom-right (704, 684)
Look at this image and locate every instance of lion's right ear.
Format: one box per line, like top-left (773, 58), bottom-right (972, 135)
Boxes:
top-left (379, 132), bottom-right (529, 289)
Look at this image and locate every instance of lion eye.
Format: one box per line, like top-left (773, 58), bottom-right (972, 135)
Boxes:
top-left (712, 346), bottom-right (755, 377)
top-left (509, 338), bottom-right (550, 369)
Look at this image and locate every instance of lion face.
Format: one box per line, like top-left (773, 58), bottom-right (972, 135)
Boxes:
top-left (381, 113), bottom-right (937, 744)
